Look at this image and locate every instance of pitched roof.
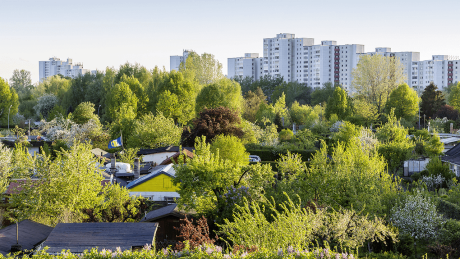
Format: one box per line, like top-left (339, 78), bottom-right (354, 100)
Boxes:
top-left (4, 179), bottom-right (40, 195)
top-left (0, 220), bottom-right (53, 256)
top-left (42, 223), bottom-right (158, 254)
top-left (445, 143), bottom-right (460, 157)
top-left (141, 204), bottom-right (187, 222)
top-left (159, 149), bottom-right (194, 165)
top-left (137, 146), bottom-right (194, 156)
top-left (126, 164), bottom-right (173, 189)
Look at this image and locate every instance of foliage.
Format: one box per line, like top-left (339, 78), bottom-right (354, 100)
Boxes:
top-left (289, 102), bottom-right (319, 127)
top-left (183, 107), bottom-right (244, 146)
top-left (7, 142), bottom-right (105, 226)
top-left (48, 105), bottom-right (66, 121)
top-left (437, 200), bottom-right (460, 220)
top-left (175, 216), bottom-right (218, 250)
top-left (34, 93), bottom-right (58, 120)
top-left (390, 190), bottom-right (444, 241)
top-left (72, 102), bottom-right (100, 125)
top-left (351, 55), bottom-right (406, 114)
top-left (126, 112), bottom-right (182, 149)
top-left (420, 82), bottom-right (446, 119)
top-left (0, 141), bottom-right (13, 194)
top-left (0, 77), bottom-right (19, 125)
top-left (195, 78), bottom-right (243, 114)
top-left (105, 81), bottom-right (138, 123)
top-left (271, 81), bottom-right (312, 107)
top-left (34, 75), bottom-right (71, 106)
top-left (434, 105), bottom-right (460, 121)
top-left (9, 69), bottom-right (32, 93)
top-left (210, 134), bottom-right (249, 168)
top-left (424, 156), bottom-right (455, 186)
top-left (325, 86), bottom-right (352, 120)
top-left (243, 87), bottom-right (267, 123)
top-left (347, 99), bottom-right (379, 127)
top-left (384, 84), bottom-right (419, 123)
top-left (311, 82), bottom-right (337, 106)
top-left (218, 196), bottom-right (396, 251)
top-left (154, 71), bottom-right (198, 124)
top-left (447, 82), bottom-right (460, 111)
top-left (235, 74), bottom-right (284, 102)
top-left (278, 129), bottom-right (294, 142)
top-left (173, 136), bottom-right (274, 220)
top-left (180, 51), bottom-right (224, 85)
top-left (239, 119), bottom-right (263, 145)
top-left (332, 121), bottom-right (360, 146)
top-left (118, 148), bottom-right (140, 168)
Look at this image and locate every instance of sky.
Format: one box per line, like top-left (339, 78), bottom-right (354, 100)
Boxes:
top-left (1, 0), bottom-right (459, 83)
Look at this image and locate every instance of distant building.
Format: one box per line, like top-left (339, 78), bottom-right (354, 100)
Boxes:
top-left (39, 57), bottom-right (96, 82)
top-left (227, 33), bottom-right (460, 91)
top-left (170, 50), bottom-right (192, 71)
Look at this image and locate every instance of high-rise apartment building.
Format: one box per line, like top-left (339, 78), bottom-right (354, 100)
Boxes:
top-left (39, 57), bottom-right (95, 82)
top-left (227, 33), bottom-right (460, 92)
top-left (170, 50), bottom-right (192, 71)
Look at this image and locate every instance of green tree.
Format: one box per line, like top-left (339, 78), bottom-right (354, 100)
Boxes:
top-left (325, 86), bottom-right (351, 120)
top-left (243, 87), bottom-right (267, 123)
top-left (118, 74), bottom-right (149, 116)
top-left (447, 82), bottom-right (460, 111)
top-left (271, 81), bottom-right (312, 106)
top-left (126, 112), bottom-right (182, 149)
top-left (9, 69), bottom-right (32, 93)
top-left (273, 93), bottom-right (291, 126)
top-left (420, 82), bottom-right (445, 119)
top-left (180, 51), bottom-right (224, 85)
top-left (332, 121), bottom-right (360, 146)
top-left (0, 77), bottom-right (19, 125)
top-left (105, 81), bottom-right (138, 123)
top-left (0, 141), bottom-right (13, 194)
top-left (34, 93), bottom-right (58, 120)
top-left (154, 71), bottom-right (198, 124)
top-left (351, 54), bottom-right (406, 114)
top-left (311, 82), bottom-right (337, 106)
top-left (173, 136), bottom-right (273, 220)
top-left (195, 78), bottom-right (243, 114)
top-left (289, 101), bottom-right (319, 127)
top-left (71, 102), bottom-right (100, 125)
top-left (35, 75), bottom-right (71, 105)
top-left (210, 134), bottom-right (249, 168)
top-left (8, 142), bottom-right (105, 226)
top-left (385, 84), bottom-right (419, 123)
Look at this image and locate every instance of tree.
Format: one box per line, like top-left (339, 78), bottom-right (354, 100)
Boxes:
top-left (325, 86), bottom-right (352, 120)
top-left (434, 105), bottom-right (459, 121)
top-left (0, 77), bottom-right (19, 125)
top-left (173, 136), bottom-right (273, 220)
top-left (180, 51), bottom-right (224, 85)
top-left (420, 82), bottom-right (445, 119)
top-left (35, 75), bottom-right (71, 105)
top-left (195, 78), bottom-right (244, 114)
top-left (8, 142), bottom-right (105, 226)
top-left (182, 107), bottom-right (244, 146)
top-left (385, 84), bottom-right (419, 122)
top-left (271, 81), bottom-right (312, 106)
top-left (34, 93), bottom-right (57, 120)
top-left (447, 82), bottom-right (460, 111)
top-left (273, 93), bottom-right (291, 127)
top-left (311, 82), bottom-right (337, 106)
top-left (351, 54), bottom-right (406, 114)
top-left (243, 87), bottom-right (267, 123)
top-left (210, 135), bottom-right (249, 168)
top-left (0, 141), bottom-right (13, 194)
top-left (118, 74), bottom-right (149, 116)
top-left (9, 69), bottom-right (32, 93)
top-left (72, 102), bottom-right (100, 125)
top-left (289, 102), bottom-right (319, 127)
top-left (390, 191), bottom-right (444, 257)
top-left (154, 71), bottom-right (198, 125)
top-left (126, 112), bottom-right (182, 149)
top-left (105, 81), bottom-right (138, 123)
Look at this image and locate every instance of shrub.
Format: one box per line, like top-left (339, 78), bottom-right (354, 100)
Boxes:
top-left (438, 199), bottom-right (460, 220)
top-left (278, 129), bottom-right (294, 142)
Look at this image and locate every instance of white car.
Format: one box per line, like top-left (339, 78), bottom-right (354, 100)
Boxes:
top-left (249, 155), bottom-right (261, 162)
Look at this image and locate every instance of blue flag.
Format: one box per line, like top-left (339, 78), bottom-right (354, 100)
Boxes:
top-left (108, 137), bottom-right (122, 149)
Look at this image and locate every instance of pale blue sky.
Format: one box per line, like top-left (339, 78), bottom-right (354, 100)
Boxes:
top-left (1, 0), bottom-right (459, 83)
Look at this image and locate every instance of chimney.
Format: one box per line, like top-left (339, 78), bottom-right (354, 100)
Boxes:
top-left (110, 154), bottom-right (117, 175)
top-left (134, 158), bottom-right (140, 179)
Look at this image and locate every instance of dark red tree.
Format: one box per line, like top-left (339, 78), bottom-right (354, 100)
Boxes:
top-left (434, 105), bottom-right (460, 121)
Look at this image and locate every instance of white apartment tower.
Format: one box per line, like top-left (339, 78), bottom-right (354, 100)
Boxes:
top-left (228, 33), bottom-right (364, 91)
top-left (170, 50), bottom-right (192, 71)
top-left (39, 57), bottom-right (94, 82)
top-left (414, 55), bottom-right (460, 92)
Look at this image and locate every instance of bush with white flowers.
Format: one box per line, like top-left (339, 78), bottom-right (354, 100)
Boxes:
top-left (34, 93), bottom-right (59, 119)
top-left (390, 190), bottom-right (443, 240)
top-left (40, 116), bottom-right (101, 147)
top-left (421, 174), bottom-right (445, 192)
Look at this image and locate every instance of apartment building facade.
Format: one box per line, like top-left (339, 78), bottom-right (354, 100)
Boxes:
top-left (39, 57), bottom-right (95, 82)
top-left (170, 50), bottom-right (192, 71)
top-left (228, 33), bottom-right (460, 91)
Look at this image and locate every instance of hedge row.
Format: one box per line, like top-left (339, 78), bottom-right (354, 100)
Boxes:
top-left (438, 199), bottom-right (460, 220)
top-left (247, 150), bottom-right (316, 162)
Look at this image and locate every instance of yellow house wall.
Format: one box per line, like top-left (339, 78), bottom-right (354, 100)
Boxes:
top-left (130, 174), bottom-right (180, 192)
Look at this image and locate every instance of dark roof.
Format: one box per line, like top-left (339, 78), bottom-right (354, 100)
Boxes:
top-left (159, 150), bottom-right (194, 165)
top-left (42, 223), bottom-right (158, 254)
top-left (445, 143), bottom-right (460, 157)
top-left (442, 154), bottom-right (460, 166)
top-left (141, 204), bottom-right (187, 222)
top-left (137, 146), bottom-right (194, 156)
top-left (0, 220), bottom-right (53, 256)
top-left (4, 179), bottom-right (40, 195)
top-left (126, 165), bottom-right (173, 189)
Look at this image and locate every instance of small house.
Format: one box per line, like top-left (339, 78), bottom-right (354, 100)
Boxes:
top-left (0, 220), bottom-right (53, 256)
top-left (126, 164), bottom-right (179, 202)
top-left (40, 222), bottom-right (158, 254)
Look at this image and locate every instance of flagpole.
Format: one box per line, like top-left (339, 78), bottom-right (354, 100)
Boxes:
top-left (120, 130), bottom-right (124, 151)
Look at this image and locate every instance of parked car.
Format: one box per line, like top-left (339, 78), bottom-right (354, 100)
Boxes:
top-left (249, 155), bottom-right (261, 162)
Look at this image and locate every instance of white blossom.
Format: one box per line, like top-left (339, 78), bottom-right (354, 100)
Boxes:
top-left (330, 121), bottom-right (344, 133)
top-left (390, 190), bottom-right (443, 240)
top-left (421, 174), bottom-right (445, 191)
top-left (40, 116), bottom-right (100, 147)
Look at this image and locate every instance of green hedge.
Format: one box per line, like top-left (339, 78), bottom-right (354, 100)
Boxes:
top-left (438, 199), bottom-right (460, 220)
top-left (247, 150), bottom-right (316, 162)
